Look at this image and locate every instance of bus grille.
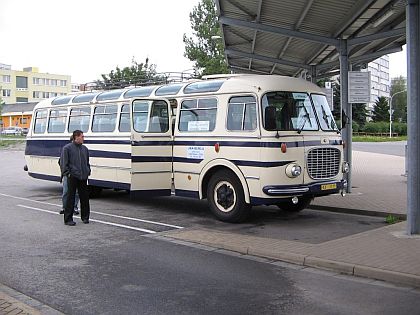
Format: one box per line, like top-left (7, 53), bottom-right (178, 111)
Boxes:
top-left (307, 148), bottom-right (341, 179)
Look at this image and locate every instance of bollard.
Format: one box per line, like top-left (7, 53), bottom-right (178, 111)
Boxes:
top-left (404, 144), bottom-right (408, 177)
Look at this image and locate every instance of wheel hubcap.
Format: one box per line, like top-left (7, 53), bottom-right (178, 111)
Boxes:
top-left (214, 181), bottom-right (236, 213)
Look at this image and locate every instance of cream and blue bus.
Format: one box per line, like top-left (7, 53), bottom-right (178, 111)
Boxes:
top-left (24, 74), bottom-right (348, 222)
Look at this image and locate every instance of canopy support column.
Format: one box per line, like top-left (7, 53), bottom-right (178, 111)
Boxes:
top-left (339, 39), bottom-right (352, 193)
top-left (407, 0), bottom-right (420, 235)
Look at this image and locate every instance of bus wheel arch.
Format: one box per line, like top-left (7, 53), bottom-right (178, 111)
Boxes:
top-left (199, 161), bottom-right (250, 204)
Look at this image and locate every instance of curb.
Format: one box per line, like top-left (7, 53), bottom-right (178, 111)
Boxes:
top-left (308, 205), bottom-right (407, 220)
top-left (0, 283), bottom-right (64, 315)
top-left (163, 233), bottom-right (420, 289)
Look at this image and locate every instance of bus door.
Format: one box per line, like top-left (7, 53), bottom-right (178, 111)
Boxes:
top-left (130, 99), bottom-right (173, 197)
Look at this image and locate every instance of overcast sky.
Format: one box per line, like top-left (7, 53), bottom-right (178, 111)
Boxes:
top-left (0, 0), bottom-right (407, 83)
top-left (0, 0), bottom-right (200, 83)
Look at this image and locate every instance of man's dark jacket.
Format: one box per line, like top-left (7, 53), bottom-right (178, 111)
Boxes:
top-left (60, 142), bottom-right (91, 180)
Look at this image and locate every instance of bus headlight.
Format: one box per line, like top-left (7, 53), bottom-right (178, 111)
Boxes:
top-left (286, 164), bottom-right (302, 178)
top-left (342, 162), bottom-right (350, 173)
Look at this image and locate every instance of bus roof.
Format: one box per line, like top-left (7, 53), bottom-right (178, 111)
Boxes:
top-left (33, 74), bottom-right (324, 110)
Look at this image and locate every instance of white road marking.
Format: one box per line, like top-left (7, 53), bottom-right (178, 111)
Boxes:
top-left (17, 204), bottom-right (157, 234)
top-left (0, 192), bottom-right (183, 229)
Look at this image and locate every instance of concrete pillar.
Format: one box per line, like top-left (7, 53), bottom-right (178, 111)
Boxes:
top-left (406, 0), bottom-right (420, 235)
top-left (339, 39), bottom-right (352, 193)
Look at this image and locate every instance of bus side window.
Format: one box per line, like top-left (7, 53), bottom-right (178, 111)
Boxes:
top-left (227, 96), bottom-right (257, 131)
top-left (119, 104), bottom-right (130, 132)
top-left (34, 110), bottom-right (47, 134)
top-left (178, 98), bottom-right (217, 132)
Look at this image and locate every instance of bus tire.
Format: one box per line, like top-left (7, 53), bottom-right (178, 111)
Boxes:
top-left (276, 196), bottom-right (312, 212)
top-left (207, 170), bottom-right (251, 223)
top-left (88, 185), bottom-right (103, 198)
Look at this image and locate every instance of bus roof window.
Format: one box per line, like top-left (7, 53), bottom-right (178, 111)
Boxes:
top-left (183, 80), bottom-right (224, 94)
top-left (72, 93), bottom-right (97, 104)
top-left (96, 89), bottom-right (125, 101)
top-left (52, 95), bottom-right (73, 105)
top-left (124, 86), bottom-right (155, 99)
top-left (155, 83), bottom-right (184, 96)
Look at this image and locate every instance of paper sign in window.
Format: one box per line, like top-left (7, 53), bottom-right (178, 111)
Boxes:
top-left (188, 121), bottom-right (210, 131)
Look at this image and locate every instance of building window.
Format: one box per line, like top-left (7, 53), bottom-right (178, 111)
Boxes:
top-left (50, 79), bottom-right (57, 86)
top-left (16, 97), bottom-right (28, 103)
top-left (43, 92), bottom-right (50, 98)
top-left (60, 80), bottom-right (67, 87)
top-left (45, 79), bottom-right (50, 86)
top-left (2, 89), bottom-right (11, 97)
top-left (2, 75), bottom-right (11, 83)
top-left (16, 76), bottom-right (28, 89)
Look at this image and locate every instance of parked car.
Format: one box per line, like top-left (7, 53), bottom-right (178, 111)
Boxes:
top-left (22, 128), bottom-right (29, 135)
top-left (1, 127), bottom-right (23, 136)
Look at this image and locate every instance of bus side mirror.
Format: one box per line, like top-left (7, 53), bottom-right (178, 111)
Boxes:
top-left (265, 106), bottom-right (277, 130)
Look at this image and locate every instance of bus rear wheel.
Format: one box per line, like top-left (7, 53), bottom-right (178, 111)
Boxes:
top-left (207, 170), bottom-right (250, 223)
top-left (276, 196), bottom-right (312, 212)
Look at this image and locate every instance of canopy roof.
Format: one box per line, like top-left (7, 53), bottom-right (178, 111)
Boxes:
top-left (215, 0), bottom-right (406, 78)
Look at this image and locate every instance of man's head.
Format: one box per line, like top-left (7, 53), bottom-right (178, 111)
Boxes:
top-left (72, 130), bottom-right (84, 144)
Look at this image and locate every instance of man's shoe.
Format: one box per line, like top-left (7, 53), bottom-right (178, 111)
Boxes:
top-left (65, 221), bottom-right (76, 226)
top-left (82, 219), bottom-right (89, 224)
top-left (73, 210), bottom-right (80, 215)
top-left (59, 210), bottom-right (65, 214)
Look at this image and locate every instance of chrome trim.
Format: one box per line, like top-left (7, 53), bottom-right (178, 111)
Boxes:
top-left (91, 165), bottom-right (131, 171)
top-left (245, 176), bottom-right (260, 180)
top-left (267, 187), bottom-right (309, 194)
top-left (131, 171), bottom-right (172, 174)
top-left (174, 170), bottom-right (200, 175)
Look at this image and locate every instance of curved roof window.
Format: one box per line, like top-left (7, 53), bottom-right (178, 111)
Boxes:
top-left (124, 86), bottom-right (155, 99)
top-left (72, 93), bottom-right (97, 104)
top-left (96, 89), bottom-right (125, 101)
top-left (155, 83), bottom-right (184, 96)
top-left (52, 95), bottom-right (73, 105)
top-left (183, 80), bottom-right (224, 94)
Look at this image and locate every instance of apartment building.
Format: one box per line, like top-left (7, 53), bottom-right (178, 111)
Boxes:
top-left (0, 63), bottom-right (71, 104)
top-left (365, 55), bottom-right (390, 114)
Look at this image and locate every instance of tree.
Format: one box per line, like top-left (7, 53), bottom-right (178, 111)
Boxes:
top-left (371, 96), bottom-right (390, 122)
top-left (390, 76), bottom-right (407, 122)
top-left (96, 58), bottom-right (163, 90)
top-left (183, 0), bottom-right (228, 76)
top-left (352, 103), bottom-right (369, 126)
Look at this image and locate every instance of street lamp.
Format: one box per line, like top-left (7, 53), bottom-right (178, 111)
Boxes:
top-left (389, 89), bottom-right (407, 138)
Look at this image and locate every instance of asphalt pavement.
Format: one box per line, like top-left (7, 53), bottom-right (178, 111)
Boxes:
top-left (1, 141), bottom-right (419, 314)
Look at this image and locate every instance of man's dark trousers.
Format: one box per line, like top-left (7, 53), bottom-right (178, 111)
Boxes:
top-left (64, 176), bottom-right (90, 223)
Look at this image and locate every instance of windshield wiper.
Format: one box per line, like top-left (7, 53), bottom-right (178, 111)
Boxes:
top-left (297, 115), bottom-right (308, 134)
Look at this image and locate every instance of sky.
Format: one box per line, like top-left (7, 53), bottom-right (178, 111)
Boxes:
top-left (0, 0), bottom-right (407, 83)
top-left (0, 0), bottom-right (200, 83)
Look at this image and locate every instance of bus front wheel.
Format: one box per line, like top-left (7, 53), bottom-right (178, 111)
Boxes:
top-left (276, 196), bottom-right (312, 212)
top-left (207, 170), bottom-right (251, 223)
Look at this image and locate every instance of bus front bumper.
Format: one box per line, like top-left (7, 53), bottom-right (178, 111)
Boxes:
top-left (263, 180), bottom-right (347, 197)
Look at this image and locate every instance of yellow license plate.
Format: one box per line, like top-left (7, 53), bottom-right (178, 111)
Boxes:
top-left (321, 183), bottom-right (337, 190)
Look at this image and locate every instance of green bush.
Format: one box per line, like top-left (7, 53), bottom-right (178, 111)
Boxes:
top-left (352, 121), bottom-right (359, 132)
top-left (358, 121), bottom-right (407, 135)
top-left (392, 122), bottom-right (407, 136)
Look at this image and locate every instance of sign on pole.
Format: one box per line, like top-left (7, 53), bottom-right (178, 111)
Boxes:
top-left (348, 71), bottom-right (371, 103)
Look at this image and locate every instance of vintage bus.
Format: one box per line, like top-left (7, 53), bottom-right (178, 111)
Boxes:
top-left (24, 74), bottom-right (348, 222)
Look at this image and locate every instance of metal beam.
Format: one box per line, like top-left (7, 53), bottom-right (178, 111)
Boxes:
top-left (316, 45), bottom-right (403, 71)
top-left (225, 0), bottom-right (256, 18)
top-left (271, 0), bottom-right (315, 74)
top-left (406, 0), bottom-right (420, 235)
top-left (230, 65), bottom-right (271, 74)
top-left (339, 39), bottom-right (352, 194)
top-left (225, 48), bottom-right (312, 70)
top-left (219, 16), bottom-right (339, 46)
top-left (249, 0), bottom-right (263, 70)
top-left (348, 28), bottom-right (406, 46)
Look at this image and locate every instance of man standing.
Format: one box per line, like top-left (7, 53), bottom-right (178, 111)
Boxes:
top-left (60, 130), bottom-right (91, 226)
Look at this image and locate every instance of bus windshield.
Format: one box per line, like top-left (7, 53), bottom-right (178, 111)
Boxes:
top-left (262, 92), bottom-right (318, 131)
top-left (311, 94), bottom-right (338, 131)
